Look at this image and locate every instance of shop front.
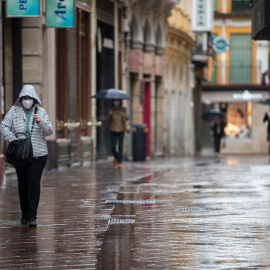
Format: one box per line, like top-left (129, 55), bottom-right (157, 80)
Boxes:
top-left (202, 88), bottom-right (270, 155)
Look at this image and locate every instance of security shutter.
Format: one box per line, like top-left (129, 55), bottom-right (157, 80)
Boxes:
top-left (97, 0), bottom-right (114, 25)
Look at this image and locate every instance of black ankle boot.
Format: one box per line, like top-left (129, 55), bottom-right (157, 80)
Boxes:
top-left (21, 214), bottom-right (28, 225)
top-left (29, 219), bottom-right (37, 227)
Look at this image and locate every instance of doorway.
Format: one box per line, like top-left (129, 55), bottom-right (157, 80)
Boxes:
top-left (143, 82), bottom-right (151, 157)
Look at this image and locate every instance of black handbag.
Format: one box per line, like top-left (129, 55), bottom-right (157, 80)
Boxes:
top-left (4, 107), bottom-right (38, 166)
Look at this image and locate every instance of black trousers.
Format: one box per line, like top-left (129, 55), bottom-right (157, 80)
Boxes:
top-left (14, 155), bottom-right (47, 220)
top-left (214, 135), bottom-right (222, 153)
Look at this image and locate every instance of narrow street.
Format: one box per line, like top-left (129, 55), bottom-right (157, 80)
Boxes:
top-left (1, 156), bottom-right (270, 269)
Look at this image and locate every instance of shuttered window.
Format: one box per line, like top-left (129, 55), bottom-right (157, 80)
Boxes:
top-left (229, 34), bottom-right (252, 83)
top-left (214, 0), bottom-right (218, 12)
top-left (231, 0), bottom-right (250, 12)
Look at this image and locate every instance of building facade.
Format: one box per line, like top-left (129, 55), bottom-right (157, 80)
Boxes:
top-left (202, 0), bottom-right (270, 154)
top-left (126, 0), bottom-right (177, 159)
top-left (164, 1), bottom-right (195, 156)
top-left (1, 0), bottom-right (101, 173)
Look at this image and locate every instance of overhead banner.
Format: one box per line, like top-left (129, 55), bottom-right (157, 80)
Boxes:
top-left (7, 0), bottom-right (40, 17)
top-left (46, 0), bottom-right (75, 28)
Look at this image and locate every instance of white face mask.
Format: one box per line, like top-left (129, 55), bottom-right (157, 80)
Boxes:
top-left (22, 99), bottom-right (34, 109)
top-left (113, 101), bottom-right (120, 107)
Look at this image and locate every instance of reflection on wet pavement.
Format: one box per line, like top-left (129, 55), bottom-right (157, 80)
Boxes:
top-left (1, 156), bottom-right (270, 269)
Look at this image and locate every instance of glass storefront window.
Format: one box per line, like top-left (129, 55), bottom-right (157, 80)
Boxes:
top-left (224, 102), bottom-right (252, 139)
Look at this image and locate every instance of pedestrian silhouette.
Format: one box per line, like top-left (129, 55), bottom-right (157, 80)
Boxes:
top-left (106, 99), bottom-right (128, 169)
top-left (211, 115), bottom-right (226, 157)
top-left (263, 111), bottom-right (270, 160)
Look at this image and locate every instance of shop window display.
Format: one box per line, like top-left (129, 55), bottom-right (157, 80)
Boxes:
top-left (224, 102), bottom-right (252, 139)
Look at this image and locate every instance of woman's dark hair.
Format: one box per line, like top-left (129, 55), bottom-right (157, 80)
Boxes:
top-left (111, 99), bottom-right (122, 107)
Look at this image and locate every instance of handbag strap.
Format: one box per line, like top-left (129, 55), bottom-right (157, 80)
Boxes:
top-left (30, 107), bottom-right (38, 137)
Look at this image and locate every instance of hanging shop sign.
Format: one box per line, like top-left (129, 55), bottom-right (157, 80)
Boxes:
top-left (46, 0), bottom-right (75, 28)
top-left (7, 0), bottom-right (40, 17)
top-left (213, 36), bottom-right (230, 53)
top-left (192, 0), bottom-right (214, 32)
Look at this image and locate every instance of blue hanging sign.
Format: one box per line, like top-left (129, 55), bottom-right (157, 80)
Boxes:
top-left (7, 0), bottom-right (40, 17)
top-left (46, 0), bottom-right (75, 28)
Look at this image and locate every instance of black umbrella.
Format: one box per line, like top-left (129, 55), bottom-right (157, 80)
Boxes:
top-left (92, 88), bottom-right (131, 100)
top-left (258, 99), bottom-right (270, 105)
top-left (202, 109), bottom-right (224, 121)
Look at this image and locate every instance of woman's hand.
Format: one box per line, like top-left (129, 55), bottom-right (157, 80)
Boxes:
top-left (33, 114), bottom-right (42, 123)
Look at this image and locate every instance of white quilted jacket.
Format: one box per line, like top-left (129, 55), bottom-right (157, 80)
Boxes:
top-left (0, 85), bottom-right (54, 157)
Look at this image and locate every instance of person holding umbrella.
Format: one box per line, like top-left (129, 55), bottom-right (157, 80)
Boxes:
top-left (92, 88), bottom-right (131, 167)
top-left (106, 99), bottom-right (128, 168)
top-left (211, 115), bottom-right (226, 157)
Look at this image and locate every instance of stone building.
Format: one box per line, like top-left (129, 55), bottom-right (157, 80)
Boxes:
top-left (126, 0), bottom-right (179, 159)
top-left (0, 0), bottom-right (100, 174)
top-left (202, 0), bottom-right (270, 155)
top-left (164, 1), bottom-right (195, 156)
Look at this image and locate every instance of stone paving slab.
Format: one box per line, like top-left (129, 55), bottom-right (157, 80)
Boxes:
top-left (1, 156), bottom-right (270, 269)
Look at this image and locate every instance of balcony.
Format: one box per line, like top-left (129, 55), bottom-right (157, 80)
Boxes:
top-left (206, 63), bottom-right (262, 84)
top-left (192, 32), bottom-right (210, 64)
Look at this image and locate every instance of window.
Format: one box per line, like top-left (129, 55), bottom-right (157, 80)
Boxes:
top-left (224, 102), bottom-right (252, 139)
top-left (231, 0), bottom-right (250, 12)
top-left (214, 0), bottom-right (218, 12)
top-left (229, 34), bottom-right (252, 83)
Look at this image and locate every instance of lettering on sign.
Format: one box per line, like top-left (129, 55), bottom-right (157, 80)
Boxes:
top-left (46, 0), bottom-right (75, 27)
top-left (55, 0), bottom-right (67, 21)
top-left (19, 0), bottom-right (27, 10)
top-left (233, 90), bottom-right (262, 101)
top-left (197, 0), bottom-right (206, 27)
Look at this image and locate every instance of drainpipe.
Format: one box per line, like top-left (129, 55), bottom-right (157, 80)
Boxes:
top-left (91, 0), bottom-right (97, 162)
top-left (114, 1), bottom-right (118, 89)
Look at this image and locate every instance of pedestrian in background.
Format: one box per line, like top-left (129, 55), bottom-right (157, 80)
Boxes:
top-left (107, 99), bottom-right (128, 168)
top-left (211, 115), bottom-right (226, 157)
top-left (263, 111), bottom-right (270, 160)
top-left (0, 85), bottom-right (53, 227)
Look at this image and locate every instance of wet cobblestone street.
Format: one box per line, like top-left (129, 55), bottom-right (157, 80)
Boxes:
top-left (1, 156), bottom-right (270, 269)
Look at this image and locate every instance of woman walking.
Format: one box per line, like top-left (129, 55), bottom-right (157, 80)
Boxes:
top-left (107, 99), bottom-right (128, 168)
top-left (0, 85), bottom-right (53, 227)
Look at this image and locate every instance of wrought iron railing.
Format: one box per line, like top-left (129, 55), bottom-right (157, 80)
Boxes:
top-left (206, 63), bottom-right (262, 84)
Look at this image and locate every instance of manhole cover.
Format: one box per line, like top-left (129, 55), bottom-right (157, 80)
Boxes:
top-left (105, 200), bottom-right (156, 204)
top-left (109, 219), bottom-right (135, 224)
